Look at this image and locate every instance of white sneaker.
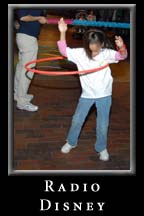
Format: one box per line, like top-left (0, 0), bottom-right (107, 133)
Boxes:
top-left (61, 142), bottom-right (76, 153)
top-left (17, 102), bottom-right (38, 112)
top-left (14, 94), bottom-right (34, 101)
top-left (99, 149), bottom-right (109, 161)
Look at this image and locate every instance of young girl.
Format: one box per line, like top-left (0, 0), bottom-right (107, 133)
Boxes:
top-left (57, 18), bottom-right (127, 161)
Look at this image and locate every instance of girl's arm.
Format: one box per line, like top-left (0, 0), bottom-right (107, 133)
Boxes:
top-left (115, 36), bottom-right (128, 60)
top-left (57, 18), bottom-right (68, 57)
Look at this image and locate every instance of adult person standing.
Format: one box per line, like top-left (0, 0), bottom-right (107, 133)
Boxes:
top-left (87, 10), bottom-right (96, 21)
top-left (14, 9), bottom-right (47, 111)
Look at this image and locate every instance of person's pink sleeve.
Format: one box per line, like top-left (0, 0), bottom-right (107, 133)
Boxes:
top-left (115, 50), bottom-right (128, 61)
top-left (57, 40), bottom-right (67, 57)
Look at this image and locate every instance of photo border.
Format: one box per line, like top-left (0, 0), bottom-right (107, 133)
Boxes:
top-left (8, 4), bottom-right (136, 176)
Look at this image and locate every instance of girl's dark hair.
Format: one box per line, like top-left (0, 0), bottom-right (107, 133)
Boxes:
top-left (83, 29), bottom-right (113, 59)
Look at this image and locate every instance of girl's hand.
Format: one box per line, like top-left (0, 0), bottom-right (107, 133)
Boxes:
top-left (58, 18), bottom-right (67, 32)
top-left (115, 36), bottom-right (124, 48)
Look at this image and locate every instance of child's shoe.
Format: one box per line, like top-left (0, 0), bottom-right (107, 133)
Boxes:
top-left (61, 142), bottom-right (76, 153)
top-left (99, 149), bottom-right (109, 161)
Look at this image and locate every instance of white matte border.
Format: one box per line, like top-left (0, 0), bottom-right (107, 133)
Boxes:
top-left (8, 4), bottom-right (136, 176)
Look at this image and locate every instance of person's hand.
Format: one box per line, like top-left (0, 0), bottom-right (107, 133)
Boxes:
top-left (14, 20), bottom-right (20, 30)
top-left (115, 36), bottom-right (124, 48)
top-left (58, 18), bottom-right (67, 32)
top-left (38, 16), bottom-right (47, 24)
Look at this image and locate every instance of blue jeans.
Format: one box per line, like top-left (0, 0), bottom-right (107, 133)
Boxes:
top-left (67, 96), bottom-right (112, 152)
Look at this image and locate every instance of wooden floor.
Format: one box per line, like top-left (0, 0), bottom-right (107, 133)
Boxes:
top-left (13, 15), bottom-right (131, 172)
